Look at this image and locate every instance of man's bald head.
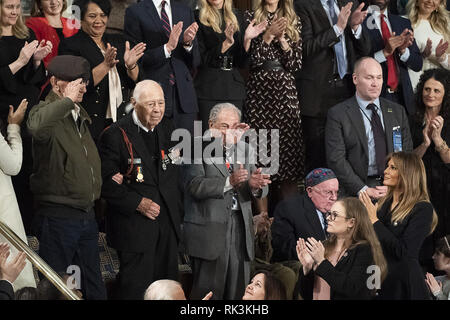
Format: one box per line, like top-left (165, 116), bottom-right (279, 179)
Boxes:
top-left (352, 57), bottom-right (383, 102)
top-left (143, 279), bottom-right (186, 300)
top-left (131, 80), bottom-right (165, 130)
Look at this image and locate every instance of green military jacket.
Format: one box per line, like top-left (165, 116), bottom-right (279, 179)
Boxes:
top-left (27, 91), bottom-right (102, 211)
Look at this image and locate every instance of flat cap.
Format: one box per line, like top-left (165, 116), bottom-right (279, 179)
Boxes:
top-left (48, 55), bottom-right (91, 82)
top-left (305, 168), bottom-right (337, 188)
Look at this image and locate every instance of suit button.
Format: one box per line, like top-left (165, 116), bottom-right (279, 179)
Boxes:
top-left (93, 113), bottom-right (98, 117)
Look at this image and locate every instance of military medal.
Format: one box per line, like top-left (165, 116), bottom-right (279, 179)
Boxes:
top-left (136, 166), bottom-right (144, 182)
top-left (161, 150), bottom-right (169, 171)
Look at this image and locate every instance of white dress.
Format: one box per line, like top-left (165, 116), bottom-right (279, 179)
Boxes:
top-left (0, 124), bottom-right (36, 290)
top-left (409, 19), bottom-right (450, 91)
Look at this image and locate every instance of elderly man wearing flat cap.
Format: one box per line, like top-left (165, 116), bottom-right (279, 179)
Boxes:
top-left (271, 168), bottom-right (339, 263)
top-left (27, 55), bottom-right (106, 300)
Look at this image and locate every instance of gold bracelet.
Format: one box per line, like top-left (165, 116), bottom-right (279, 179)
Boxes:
top-left (435, 140), bottom-right (449, 153)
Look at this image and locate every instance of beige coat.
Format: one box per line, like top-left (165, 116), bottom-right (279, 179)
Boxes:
top-left (0, 124), bottom-right (36, 290)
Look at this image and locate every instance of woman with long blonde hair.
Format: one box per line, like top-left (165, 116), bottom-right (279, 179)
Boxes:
top-left (360, 151), bottom-right (438, 299)
top-left (0, 0), bottom-right (51, 240)
top-left (194, 0), bottom-right (266, 129)
top-left (407, 0), bottom-right (450, 90)
top-left (244, 0), bottom-right (304, 216)
top-left (297, 197), bottom-right (387, 300)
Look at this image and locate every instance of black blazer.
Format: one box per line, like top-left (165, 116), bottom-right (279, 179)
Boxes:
top-left (194, 9), bottom-right (247, 101)
top-left (362, 13), bottom-right (422, 115)
top-left (271, 193), bottom-right (327, 262)
top-left (0, 280), bottom-right (14, 300)
top-left (374, 200), bottom-right (433, 300)
top-left (58, 30), bottom-right (142, 140)
top-left (299, 243), bottom-right (376, 300)
top-left (294, 0), bottom-right (371, 118)
top-left (325, 96), bottom-right (413, 196)
top-left (98, 114), bottom-right (181, 252)
top-left (124, 0), bottom-right (200, 114)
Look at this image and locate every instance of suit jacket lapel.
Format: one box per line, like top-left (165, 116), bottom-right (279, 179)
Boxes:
top-left (121, 116), bottom-right (158, 184)
top-left (144, 0), bottom-right (165, 31)
top-left (212, 157), bottom-right (229, 177)
top-left (346, 97), bottom-right (369, 158)
top-left (304, 196), bottom-right (327, 239)
top-left (312, 0), bottom-right (332, 28)
top-left (380, 101), bottom-right (394, 153)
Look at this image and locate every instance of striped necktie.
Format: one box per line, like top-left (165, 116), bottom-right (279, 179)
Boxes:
top-left (160, 0), bottom-right (175, 86)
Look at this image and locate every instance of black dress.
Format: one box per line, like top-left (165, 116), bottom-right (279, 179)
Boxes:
top-left (59, 30), bottom-right (142, 141)
top-left (411, 119), bottom-right (450, 239)
top-left (374, 200), bottom-right (434, 300)
top-left (194, 8), bottom-right (248, 130)
top-left (0, 29), bottom-right (46, 233)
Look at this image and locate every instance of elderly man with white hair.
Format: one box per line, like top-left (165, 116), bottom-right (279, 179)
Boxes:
top-left (98, 80), bottom-right (182, 300)
top-left (183, 103), bottom-right (271, 300)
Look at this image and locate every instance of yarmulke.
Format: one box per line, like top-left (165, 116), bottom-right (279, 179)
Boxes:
top-left (305, 168), bottom-right (337, 188)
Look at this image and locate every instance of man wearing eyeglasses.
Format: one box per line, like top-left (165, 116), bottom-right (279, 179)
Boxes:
top-left (27, 55), bottom-right (106, 299)
top-left (271, 168), bottom-right (339, 263)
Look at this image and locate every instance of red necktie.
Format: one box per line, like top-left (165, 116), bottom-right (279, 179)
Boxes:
top-left (380, 14), bottom-right (398, 90)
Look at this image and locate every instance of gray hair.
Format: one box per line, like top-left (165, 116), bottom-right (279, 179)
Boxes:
top-left (132, 80), bottom-right (162, 103)
top-left (208, 103), bottom-right (241, 124)
top-left (143, 279), bottom-right (184, 300)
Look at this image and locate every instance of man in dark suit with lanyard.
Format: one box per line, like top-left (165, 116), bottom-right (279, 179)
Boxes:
top-left (325, 57), bottom-right (413, 200)
top-left (363, 0), bottom-right (422, 115)
top-left (294, 0), bottom-right (371, 174)
top-left (124, 0), bottom-right (200, 134)
top-left (98, 80), bottom-right (182, 299)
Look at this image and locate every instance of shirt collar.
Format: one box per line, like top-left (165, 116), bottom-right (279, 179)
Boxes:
top-left (355, 93), bottom-right (381, 111)
top-left (368, 6), bottom-right (388, 18)
top-left (153, 0), bottom-right (170, 9)
top-left (132, 110), bottom-right (154, 132)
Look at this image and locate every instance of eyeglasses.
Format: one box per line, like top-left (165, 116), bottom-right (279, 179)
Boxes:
top-left (325, 211), bottom-right (350, 221)
top-left (312, 187), bottom-right (338, 198)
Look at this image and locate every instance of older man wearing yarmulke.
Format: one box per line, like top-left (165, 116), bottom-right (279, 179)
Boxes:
top-left (271, 168), bottom-right (339, 263)
top-left (27, 55), bottom-right (106, 299)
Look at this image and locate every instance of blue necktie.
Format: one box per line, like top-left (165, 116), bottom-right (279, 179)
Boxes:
top-left (327, 0), bottom-right (347, 79)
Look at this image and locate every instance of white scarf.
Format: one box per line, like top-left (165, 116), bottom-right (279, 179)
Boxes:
top-left (99, 46), bottom-right (123, 122)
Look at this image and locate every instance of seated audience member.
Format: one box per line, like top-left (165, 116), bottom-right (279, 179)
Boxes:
top-left (15, 287), bottom-right (37, 300)
top-left (411, 69), bottom-right (450, 240)
top-left (325, 57), bottom-right (412, 199)
top-left (271, 168), bottom-right (339, 262)
top-left (59, 0), bottom-right (146, 141)
top-left (144, 279), bottom-right (212, 300)
top-left (0, 99), bottom-right (36, 290)
top-left (98, 80), bottom-right (182, 300)
top-left (0, 242), bottom-right (27, 300)
top-left (297, 197), bottom-right (387, 300)
top-left (242, 270), bottom-right (287, 300)
top-left (407, 0), bottom-right (450, 90)
top-left (363, 0), bottom-right (423, 116)
top-left (360, 151), bottom-right (438, 300)
top-left (183, 103), bottom-right (269, 300)
top-left (425, 235), bottom-right (450, 300)
top-left (27, 55), bottom-right (106, 300)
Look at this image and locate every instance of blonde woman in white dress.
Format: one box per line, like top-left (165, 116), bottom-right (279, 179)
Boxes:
top-left (0, 99), bottom-right (36, 290)
top-left (407, 0), bottom-right (450, 90)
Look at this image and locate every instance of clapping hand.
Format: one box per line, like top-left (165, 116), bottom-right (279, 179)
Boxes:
top-left (183, 22), bottom-right (199, 46)
top-left (124, 41), bottom-right (146, 70)
top-left (0, 243), bottom-right (27, 284)
top-left (18, 40), bottom-right (39, 66)
top-left (253, 211), bottom-right (273, 236)
top-left (103, 43), bottom-right (119, 68)
top-left (248, 168), bottom-right (271, 191)
top-left (436, 39), bottom-right (449, 60)
top-left (8, 99), bottom-right (28, 125)
top-left (167, 21), bottom-right (183, 52)
top-left (296, 238), bottom-right (315, 274)
top-left (384, 32), bottom-right (405, 57)
top-left (263, 15), bottom-right (287, 43)
top-left (350, 2), bottom-right (368, 31)
top-left (397, 29), bottom-right (414, 54)
top-left (359, 190), bottom-right (379, 223)
top-left (229, 164), bottom-right (249, 188)
top-left (430, 116), bottom-right (444, 142)
top-left (244, 19), bottom-right (267, 41)
top-left (224, 22), bottom-right (236, 47)
top-left (202, 291), bottom-right (213, 300)
top-left (33, 39), bottom-right (53, 62)
top-left (336, 2), bottom-right (352, 32)
top-left (305, 237), bottom-right (325, 265)
top-left (425, 272), bottom-right (442, 296)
